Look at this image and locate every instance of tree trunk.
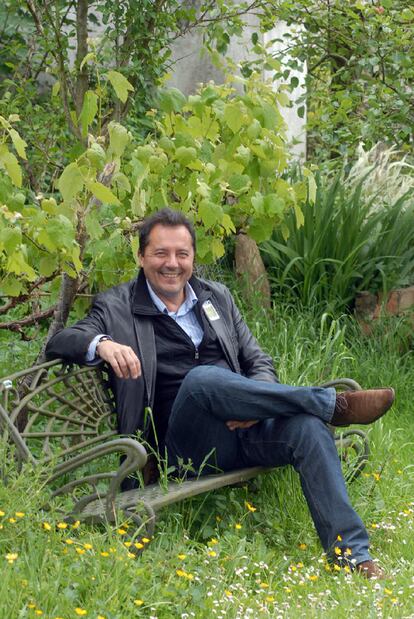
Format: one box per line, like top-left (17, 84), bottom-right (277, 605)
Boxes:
top-left (235, 233), bottom-right (271, 308)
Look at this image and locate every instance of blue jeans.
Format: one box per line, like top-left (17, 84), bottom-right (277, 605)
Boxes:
top-left (165, 365), bottom-right (371, 565)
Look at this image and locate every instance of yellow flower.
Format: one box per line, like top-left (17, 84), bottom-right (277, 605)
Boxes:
top-left (225, 590), bottom-right (232, 597)
top-left (124, 542), bottom-right (132, 548)
top-left (290, 565), bottom-right (297, 572)
top-left (127, 552), bottom-right (135, 559)
top-left (391, 598), bottom-right (398, 604)
top-left (65, 539), bottom-right (74, 545)
top-left (384, 588), bottom-right (393, 595)
top-left (8, 518), bottom-right (16, 523)
top-left (284, 587), bottom-right (291, 593)
top-left (345, 548), bottom-right (352, 556)
top-left (5, 552), bottom-right (18, 563)
top-left (0, 510), bottom-right (5, 516)
top-left (235, 523), bottom-right (242, 530)
top-left (117, 528), bottom-right (127, 535)
top-left (176, 569), bottom-right (186, 577)
top-left (134, 599), bottom-right (144, 606)
top-left (74, 609), bottom-right (87, 616)
top-left (208, 538), bottom-right (218, 546)
top-left (28, 603), bottom-right (36, 609)
top-left (177, 553), bottom-right (186, 560)
top-left (333, 564), bottom-right (341, 572)
top-left (15, 512), bottom-right (24, 518)
top-left (100, 552), bottom-right (109, 557)
top-left (97, 616), bottom-right (106, 619)
top-left (35, 611), bottom-right (43, 616)
top-left (245, 501), bottom-right (256, 512)
top-left (308, 575), bottom-right (318, 581)
top-left (266, 596), bottom-right (275, 603)
top-left (208, 550), bottom-right (217, 557)
top-left (397, 469), bottom-right (403, 474)
top-left (57, 522), bottom-right (68, 529)
top-left (334, 547), bottom-right (342, 555)
top-left (83, 543), bottom-right (93, 550)
top-left (72, 520), bottom-right (80, 529)
top-left (336, 534), bottom-right (342, 541)
top-left (216, 515), bottom-right (222, 522)
top-left (372, 472), bottom-right (381, 481)
top-left (299, 543), bottom-right (307, 550)
top-left (344, 565), bottom-right (351, 573)
top-left (42, 522), bottom-right (52, 531)
top-left (75, 548), bottom-right (85, 555)
top-left (297, 562), bottom-right (304, 568)
top-left (185, 573), bottom-right (194, 580)
top-left (371, 523), bottom-right (378, 529)
top-left (134, 542), bottom-right (144, 550)
top-left (260, 582), bottom-right (269, 589)
top-left (142, 537), bottom-right (150, 544)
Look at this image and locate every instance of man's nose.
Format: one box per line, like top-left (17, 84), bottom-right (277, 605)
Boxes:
top-left (165, 253), bottom-right (179, 268)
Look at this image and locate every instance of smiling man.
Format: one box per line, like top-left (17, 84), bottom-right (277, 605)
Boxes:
top-left (46, 207), bottom-right (395, 579)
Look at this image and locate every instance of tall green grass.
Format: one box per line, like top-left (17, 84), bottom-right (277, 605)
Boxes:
top-left (1, 298), bottom-right (413, 618)
top-left (261, 167), bottom-right (414, 312)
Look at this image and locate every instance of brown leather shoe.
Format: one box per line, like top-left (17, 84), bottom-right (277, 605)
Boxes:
top-left (331, 388), bottom-right (395, 426)
top-left (356, 560), bottom-right (386, 579)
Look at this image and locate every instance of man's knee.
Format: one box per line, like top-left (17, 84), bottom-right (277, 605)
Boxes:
top-left (284, 414), bottom-right (332, 448)
top-left (180, 365), bottom-right (228, 394)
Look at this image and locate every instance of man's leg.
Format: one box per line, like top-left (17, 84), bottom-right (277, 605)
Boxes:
top-left (239, 414), bottom-right (371, 566)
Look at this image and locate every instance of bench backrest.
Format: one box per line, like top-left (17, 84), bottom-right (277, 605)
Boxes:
top-left (0, 360), bottom-right (117, 466)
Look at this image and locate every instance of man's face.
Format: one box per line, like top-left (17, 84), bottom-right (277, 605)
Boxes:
top-left (139, 224), bottom-right (194, 307)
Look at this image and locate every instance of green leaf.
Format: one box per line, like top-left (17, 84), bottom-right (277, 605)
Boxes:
top-left (37, 229), bottom-right (56, 252)
top-left (41, 198), bottom-right (58, 215)
top-left (107, 70), bottom-right (134, 103)
top-left (221, 213), bottom-right (236, 234)
top-left (2, 227), bottom-right (22, 253)
top-left (199, 200), bottom-right (223, 228)
top-left (175, 146), bottom-right (197, 167)
top-left (39, 256), bottom-right (57, 277)
top-left (88, 182), bottom-right (120, 205)
top-left (9, 129), bottom-right (27, 159)
top-left (157, 88), bottom-right (187, 113)
top-left (223, 103), bottom-right (244, 133)
top-left (263, 194), bottom-right (285, 216)
top-left (211, 237), bottom-right (225, 259)
top-left (0, 145), bottom-right (22, 187)
top-left (248, 218), bottom-right (273, 243)
top-left (80, 52), bottom-right (96, 71)
top-left (1, 277), bottom-right (23, 296)
top-left (228, 174), bottom-right (251, 195)
top-left (51, 80), bottom-right (60, 98)
top-left (6, 251), bottom-right (37, 280)
top-left (78, 90), bottom-right (98, 137)
top-left (108, 121), bottom-right (130, 158)
top-left (85, 210), bottom-right (104, 240)
top-left (58, 162), bottom-right (84, 202)
top-left (71, 244), bottom-right (83, 273)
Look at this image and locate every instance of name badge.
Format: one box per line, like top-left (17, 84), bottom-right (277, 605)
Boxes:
top-left (202, 300), bottom-right (220, 321)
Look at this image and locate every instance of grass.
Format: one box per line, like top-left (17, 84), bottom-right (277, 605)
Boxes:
top-left (0, 297), bottom-right (413, 618)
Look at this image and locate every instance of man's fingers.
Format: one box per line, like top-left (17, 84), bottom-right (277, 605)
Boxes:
top-left (226, 420), bottom-right (259, 431)
top-left (97, 341), bottom-right (141, 379)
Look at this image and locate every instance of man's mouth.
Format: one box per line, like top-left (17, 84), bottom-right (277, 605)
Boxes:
top-left (159, 272), bottom-right (181, 278)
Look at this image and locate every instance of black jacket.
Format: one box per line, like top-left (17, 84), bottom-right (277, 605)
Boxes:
top-left (46, 271), bottom-right (278, 436)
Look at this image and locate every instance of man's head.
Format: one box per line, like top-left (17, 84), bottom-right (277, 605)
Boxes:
top-left (138, 208), bottom-right (196, 309)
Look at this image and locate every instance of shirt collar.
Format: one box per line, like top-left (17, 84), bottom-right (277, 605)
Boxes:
top-left (145, 279), bottom-right (198, 316)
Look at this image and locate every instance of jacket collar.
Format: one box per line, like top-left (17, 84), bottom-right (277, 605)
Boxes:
top-left (132, 269), bottom-right (211, 315)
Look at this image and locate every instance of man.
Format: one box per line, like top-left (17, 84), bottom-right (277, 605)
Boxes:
top-left (46, 208), bottom-right (395, 579)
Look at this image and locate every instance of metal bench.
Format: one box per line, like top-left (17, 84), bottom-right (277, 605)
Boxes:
top-left (0, 360), bottom-right (369, 550)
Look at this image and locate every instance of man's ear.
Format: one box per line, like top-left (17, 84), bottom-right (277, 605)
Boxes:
top-left (138, 251), bottom-right (144, 267)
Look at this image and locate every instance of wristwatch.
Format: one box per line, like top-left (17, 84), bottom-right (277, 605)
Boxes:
top-left (96, 335), bottom-right (111, 351)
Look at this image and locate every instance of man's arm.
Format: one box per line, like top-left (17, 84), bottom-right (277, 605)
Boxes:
top-left (46, 295), bottom-right (141, 379)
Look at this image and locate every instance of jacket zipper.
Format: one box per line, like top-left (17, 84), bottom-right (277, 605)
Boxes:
top-left (194, 347), bottom-right (199, 360)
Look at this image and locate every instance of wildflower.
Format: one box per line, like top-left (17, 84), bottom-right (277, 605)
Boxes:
top-left (0, 510), bottom-right (4, 516)
top-left (75, 609), bottom-right (87, 616)
top-left (334, 547), bottom-right (342, 556)
top-left (28, 603), bottom-right (36, 609)
top-left (308, 575), bottom-right (318, 581)
top-left (35, 611), bottom-right (43, 616)
top-left (344, 565), bottom-right (351, 574)
top-left (127, 552), bottom-right (135, 559)
top-left (97, 616), bottom-right (106, 619)
top-left (235, 523), bottom-right (242, 530)
top-left (225, 590), bottom-right (232, 597)
top-left (290, 565), bottom-right (297, 572)
top-left (384, 588), bottom-right (393, 595)
top-left (336, 534), bottom-right (342, 541)
top-left (134, 542), bottom-right (144, 550)
top-left (15, 512), bottom-right (25, 518)
top-left (333, 564), bottom-right (341, 572)
top-left (100, 552), bottom-right (109, 557)
top-left (5, 552), bottom-right (18, 564)
top-left (176, 569), bottom-right (186, 577)
top-left (76, 548), bottom-right (85, 555)
top-left (284, 587), bottom-right (291, 593)
top-left (260, 583), bottom-right (269, 589)
top-left (391, 598), bottom-right (398, 604)
top-left (297, 562), bottom-right (304, 568)
top-left (9, 518), bottom-right (16, 523)
top-left (245, 501), bottom-right (256, 512)
top-left (65, 539), bottom-right (75, 545)
top-left (208, 538), bottom-right (218, 546)
top-left (372, 472), bottom-right (381, 481)
top-left (299, 543), bottom-right (307, 550)
top-left (142, 537), bottom-right (150, 544)
top-left (266, 596), bottom-right (275, 603)
top-left (177, 553), bottom-right (186, 560)
top-left (397, 469), bottom-right (403, 475)
top-left (72, 520), bottom-right (80, 529)
top-left (42, 522), bottom-right (52, 531)
top-left (124, 542), bottom-right (132, 548)
top-left (371, 523), bottom-right (378, 529)
top-left (134, 600), bottom-right (144, 606)
top-left (83, 543), bottom-right (93, 550)
top-left (345, 548), bottom-right (352, 556)
top-left (216, 515), bottom-right (221, 522)
top-left (57, 522), bottom-right (68, 530)
top-left (208, 550), bottom-right (217, 557)
top-left (117, 528), bottom-right (127, 535)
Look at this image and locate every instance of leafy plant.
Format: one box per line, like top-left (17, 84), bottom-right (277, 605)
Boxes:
top-left (261, 163), bottom-right (414, 312)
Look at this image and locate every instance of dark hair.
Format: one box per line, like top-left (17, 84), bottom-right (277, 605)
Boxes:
top-left (138, 208), bottom-right (196, 255)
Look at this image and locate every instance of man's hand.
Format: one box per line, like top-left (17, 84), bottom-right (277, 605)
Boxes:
top-left (226, 420), bottom-right (259, 431)
top-left (96, 340), bottom-right (141, 379)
